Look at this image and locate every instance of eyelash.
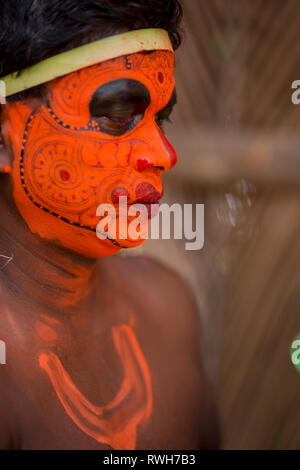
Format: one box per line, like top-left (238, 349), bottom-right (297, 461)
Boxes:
top-left (155, 107), bottom-right (174, 128)
top-left (100, 109), bottom-right (173, 133)
top-left (90, 95), bottom-right (176, 137)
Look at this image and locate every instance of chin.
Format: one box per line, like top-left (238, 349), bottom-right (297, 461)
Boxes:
top-left (15, 190), bottom-right (148, 258)
top-left (21, 212), bottom-right (145, 260)
top-left (57, 229), bottom-right (147, 259)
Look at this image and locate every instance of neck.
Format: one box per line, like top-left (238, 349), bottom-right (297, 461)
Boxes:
top-left (0, 178), bottom-right (98, 316)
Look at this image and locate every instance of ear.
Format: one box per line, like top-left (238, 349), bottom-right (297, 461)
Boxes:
top-left (0, 122), bottom-right (12, 174)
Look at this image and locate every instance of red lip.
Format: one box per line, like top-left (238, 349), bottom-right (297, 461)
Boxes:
top-left (133, 183), bottom-right (162, 205)
top-left (130, 183), bottom-right (162, 219)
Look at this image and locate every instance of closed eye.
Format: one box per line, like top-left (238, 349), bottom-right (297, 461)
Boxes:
top-left (96, 109), bottom-right (144, 134)
top-left (89, 79), bottom-right (150, 136)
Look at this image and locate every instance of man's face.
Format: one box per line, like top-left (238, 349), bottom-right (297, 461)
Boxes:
top-left (3, 50), bottom-right (177, 257)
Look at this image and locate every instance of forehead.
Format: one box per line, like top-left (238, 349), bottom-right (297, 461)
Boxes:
top-left (47, 50), bottom-right (175, 116)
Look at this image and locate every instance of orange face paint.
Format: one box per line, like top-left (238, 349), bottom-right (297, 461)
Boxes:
top-left (3, 51), bottom-right (176, 258)
top-left (39, 325), bottom-right (152, 450)
top-left (36, 321), bottom-right (58, 343)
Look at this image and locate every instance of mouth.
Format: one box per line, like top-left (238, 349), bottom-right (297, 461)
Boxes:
top-left (131, 183), bottom-right (163, 219)
top-left (110, 183), bottom-right (162, 222)
top-left (132, 196), bottom-right (162, 205)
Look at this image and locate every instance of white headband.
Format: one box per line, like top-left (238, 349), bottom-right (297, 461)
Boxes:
top-left (0, 29), bottom-right (173, 98)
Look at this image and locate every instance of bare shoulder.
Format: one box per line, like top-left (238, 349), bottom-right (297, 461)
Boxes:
top-left (114, 254), bottom-right (197, 300)
top-left (111, 255), bottom-right (221, 449)
top-left (108, 255), bottom-right (202, 355)
top-left (112, 254), bottom-right (198, 310)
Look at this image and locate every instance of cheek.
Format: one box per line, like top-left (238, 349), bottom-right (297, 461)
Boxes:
top-left (22, 138), bottom-right (95, 212)
top-left (14, 115), bottom-right (140, 230)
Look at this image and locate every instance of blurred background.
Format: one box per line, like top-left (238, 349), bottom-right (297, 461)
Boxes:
top-left (128, 0), bottom-right (300, 449)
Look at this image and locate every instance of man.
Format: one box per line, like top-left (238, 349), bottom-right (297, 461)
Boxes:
top-left (0, 1), bottom-right (219, 450)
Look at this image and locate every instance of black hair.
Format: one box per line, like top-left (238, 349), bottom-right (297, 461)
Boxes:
top-left (0, 0), bottom-right (183, 102)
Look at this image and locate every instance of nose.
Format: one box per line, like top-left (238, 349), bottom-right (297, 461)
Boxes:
top-left (136, 158), bottom-right (154, 172)
top-left (133, 126), bottom-right (178, 172)
top-left (159, 129), bottom-right (177, 169)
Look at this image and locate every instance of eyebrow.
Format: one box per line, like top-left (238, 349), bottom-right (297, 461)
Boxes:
top-left (89, 79), bottom-right (151, 116)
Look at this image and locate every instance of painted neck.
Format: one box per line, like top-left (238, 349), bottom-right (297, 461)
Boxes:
top-left (0, 178), bottom-right (98, 314)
